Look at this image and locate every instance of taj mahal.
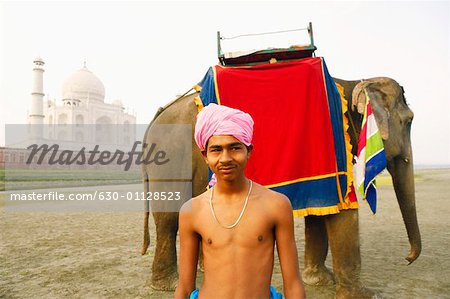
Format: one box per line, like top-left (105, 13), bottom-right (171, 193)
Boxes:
top-left (28, 57), bottom-right (136, 145)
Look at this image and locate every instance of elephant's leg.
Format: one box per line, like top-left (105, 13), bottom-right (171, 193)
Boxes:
top-left (325, 210), bottom-right (378, 299)
top-left (151, 211), bottom-right (179, 291)
top-left (302, 215), bottom-right (335, 286)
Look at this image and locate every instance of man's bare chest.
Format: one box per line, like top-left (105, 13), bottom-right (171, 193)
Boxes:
top-left (197, 207), bottom-right (275, 250)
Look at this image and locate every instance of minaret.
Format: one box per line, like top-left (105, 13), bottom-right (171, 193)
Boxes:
top-left (29, 57), bottom-right (45, 138)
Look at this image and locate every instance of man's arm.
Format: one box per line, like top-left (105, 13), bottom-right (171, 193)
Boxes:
top-left (174, 200), bottom-right (200, 299)
top-left (274, 193), bottom-right (306, 299)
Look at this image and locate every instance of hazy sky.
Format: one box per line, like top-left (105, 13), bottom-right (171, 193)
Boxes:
top-left (1, 1), bottom-right (449, 165)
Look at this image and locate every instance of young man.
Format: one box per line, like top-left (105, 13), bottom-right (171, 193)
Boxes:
top-left (174, 104), bottom-right (305, 299)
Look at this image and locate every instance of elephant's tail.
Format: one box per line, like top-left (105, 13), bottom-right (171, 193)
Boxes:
top-left (140, 107), bottom-right (159, 256)
top-left (141, 172), bottom-right (150, 255)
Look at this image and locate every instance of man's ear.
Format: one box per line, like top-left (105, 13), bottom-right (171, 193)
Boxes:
top-left (201, 150), bottom-right (208, 163)
top-left (247, 144), bottom-right (253, 157)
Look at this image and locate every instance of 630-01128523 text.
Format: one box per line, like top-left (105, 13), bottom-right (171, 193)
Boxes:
top-left (127, 191), bottom-right (181, 201)
top-left (8, 191), bottom-right (182, 201)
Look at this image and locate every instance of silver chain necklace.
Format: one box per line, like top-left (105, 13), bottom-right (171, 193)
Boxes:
top-left (209, 180), bottom-right (253, 229)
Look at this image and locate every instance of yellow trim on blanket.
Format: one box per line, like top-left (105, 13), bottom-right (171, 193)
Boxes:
top-left (335, 82), bottom-right (356, 208)
top-left (318, 58), bottom-right (345, 205)
top-left (264, 171), bottom-right (347, 188)
top-left (338, 201), bottom-right (359, 210)
top-left (194, 96), bottom-right (204, 112)
top-left (292, 202), bottom-right (358, 217)
top-left (193, 84), bottom-right (202, 92)
top-left (292, 201), bottom-right (359, 217)
top-left (335, 171), bottom-right (344, 205)
top-left (293, 206), bottom-right (341, 217)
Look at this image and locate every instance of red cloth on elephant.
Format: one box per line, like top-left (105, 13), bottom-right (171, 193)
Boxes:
top-left (214, 59), bottom-right (337, 186)
top-left (198, 57), bottom-right (357, 216)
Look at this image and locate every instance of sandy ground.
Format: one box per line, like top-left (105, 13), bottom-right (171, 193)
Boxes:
top-left (1, 168), bottom-right (450, 298)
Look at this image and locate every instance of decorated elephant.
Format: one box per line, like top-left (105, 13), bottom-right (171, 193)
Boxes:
top-left (140, 77), bottom-right (421, 298)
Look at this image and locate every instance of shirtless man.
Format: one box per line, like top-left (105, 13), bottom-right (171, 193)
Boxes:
top-left (174, 103), bottom-right (305, 299)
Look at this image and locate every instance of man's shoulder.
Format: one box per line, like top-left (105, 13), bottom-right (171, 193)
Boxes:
top-left (255, 186), bottom-right (293, 221)
top-left (254, 182), bottom-right (290, 201)
top-left (251, 184), bottom-right (292, 214)
top-left (179, 189), bottom-right (210, 213)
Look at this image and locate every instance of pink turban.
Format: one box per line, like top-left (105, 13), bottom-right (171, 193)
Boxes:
top-left (194, 103), bottom-right (254, 151)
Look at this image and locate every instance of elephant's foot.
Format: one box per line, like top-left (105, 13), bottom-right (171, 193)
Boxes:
top-left (150, 271), bottom-right (178, 291)
top-left (335, 284), bottom-right (380, 299)
top-left (302, 265), bottom-right (335, 286)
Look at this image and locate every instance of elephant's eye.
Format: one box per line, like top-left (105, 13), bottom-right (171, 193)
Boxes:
top-left (405, 118), bottom-right (413, 128)
top-left (407, 114), bottom-right (414, 123)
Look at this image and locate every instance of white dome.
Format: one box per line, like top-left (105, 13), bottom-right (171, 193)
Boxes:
top-left (62, 66), bottom-right (105, 102)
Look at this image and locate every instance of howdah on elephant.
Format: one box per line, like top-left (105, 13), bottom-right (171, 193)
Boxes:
top-left (140, 76), bottom-right (421, 298)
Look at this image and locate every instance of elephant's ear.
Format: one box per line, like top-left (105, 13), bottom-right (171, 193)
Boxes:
top-left (366, 87), bottom-right (390, 140)
top-left (351, 80), bottom-right (371, 114)
top-left (352, 79), bottom-right (390, 140)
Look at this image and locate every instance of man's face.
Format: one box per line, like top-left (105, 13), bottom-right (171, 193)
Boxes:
top-left (203, 135), bottom-right (252, 182)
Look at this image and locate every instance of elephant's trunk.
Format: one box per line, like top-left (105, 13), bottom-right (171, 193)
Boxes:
top-left (387, 154), bottom-right (421, 264)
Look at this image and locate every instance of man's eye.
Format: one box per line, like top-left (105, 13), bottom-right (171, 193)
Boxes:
top-left (232, 147), bottom-right (241, 150)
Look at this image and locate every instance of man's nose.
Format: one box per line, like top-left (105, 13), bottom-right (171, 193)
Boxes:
top-left (219, 149), bottom-right (232, 163)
